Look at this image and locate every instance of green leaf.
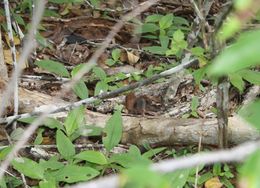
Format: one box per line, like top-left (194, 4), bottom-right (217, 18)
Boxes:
top-left (12, 157), bottom-right (45, 180)
top-left (73, 79), bottom-right (89, 99)
top-left (159, 35), bottom-right (169, 48)
top-left (34, 128), bottom-right (44, 145)
top-left (39, 179), bottom-right (56, 188)
top-left (240, 150), bottom-right (260, 188)
top-left (172, 16), bottom-right (189, 26)
top-left (102, 110), bottom-right (123, 152)
top-left (74, 150), bottom-right (108, 165)
top-left (135, 23), bottom-right (159, 34)
top-left (173, 29), bottom-right (185, 42)
top-left (124, 165), bottom-right (169, 188)
top-left (239, 99), bottom-right (260, 130)
top-left (198, 172), bottom-right (214, 185)
top-left (64, 106), bottom-right (85, 136)
top-left (10, 128), bottom-right (24, 141)
top-left (159, 14), bottom-right (173, 30)
top-left (106, 59), bottom-right (116, 66)
top-left (92, 66), bottom-right (107, 81)
top-left (145, 14), bottom-right (163, 23)
top-left (0, 177), bottom-right (6, 188)
top-left (0, 147), bottom-right (12, 160)
top-left (142, 147), bottom-right (167, 159)
top-left (35, 60), bottom-right (70, 77)
top-left (56, 130), bottom-right (75, 160)
top-left (94, 81), bottom-right (109, 95)
top-left (143, 46), bottom-right (168, 55)
top-left (239, 69), bottom-right (260, 85)
top-left (43, 117), bottom-right (64, 130)
top-left (191, 47), bottom-right (205, 57)
top-left (209, 30), bottom-right (260, 76)
top-left (167, 169), bottom-right (190, 187)
top-left (112, 49), bottom-right (121, 61)
top-left (229, 73), bottom-right (245, 92)
top-left (39, 157), bottom-right (64, 170)
top-left (213, 163), bottom-right (222, 176)
top-left (110, 145), bottom-right (150, 168)
top-left (53, 164), bottom-right (99, 183)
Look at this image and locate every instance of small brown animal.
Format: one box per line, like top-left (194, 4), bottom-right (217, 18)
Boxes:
top-left (125, 92), bottom-right (146, 116)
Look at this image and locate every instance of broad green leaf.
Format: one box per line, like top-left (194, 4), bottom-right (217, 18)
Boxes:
top-left (173, 29), bottom-right (185, 42)
top-left (10, 128), bottom-right (24, 141)
top-left (142, 147), bottom-right (167, 159)
top-left (56, 130), bottom-right (75, 160)
top-left (102, 110), bottom-right (123, 152)
top-left (213, 163), bottom-right (222, 176)
top-left (94, 81), bottom-right (109, 95)
top-left (39, 179), bottom-right (56, 188)
top-left (39, 157), bottom-right (64, 170)
top-left (239, 100), bottom-right (260, 130)
top-left (64, 106), bottom-right (85, 136)
top-left (34, 128), bottom-right (44, 145)
top-left (12, 157), bottom-right (44, 180)
top-left (240, 150), bottom-right (260, 188)
top-left (239, 70), bottom-right (260, 85)
top-left (191, 47), bottom-right (205, 57)
top-left (229, 73), bottom-right (245, 92)
top-left (71, 64), bottom-right (84, 77)
top-left (124, 165), bottom-right (169, 188)
top-left (198, 172), bottom-right (214, 185)
top-left (159, 35), bottom-right (169, 49)
top-left (172, 16), bottom-right (189, 26)
top-left (209, 30), bottom-right (260, 76)
top-left (193, 67), bottom-right (207, 85)
top-left (143, 46), bottom-right (168, 55)
top-left (135, 23), bottom-right (159, 34)
top-left (106, 59), bottom-right (116, 66)
top-left (0, 177), bottom-right (6, 188)
top-left (167, 169), bottom-right (190, 187)
top-left (71, 64), bottom-right (89, 99)
top-left (35, 60), bottom-right (70, 77)
top-left (0, 147), bottom-right (12, 160)
top-left (53, 164), bottom-right (99, 183)
top-left (74, 150), bottom-right (108, 165)
top-left (73, 79), bottom-right (89, 99)
top-left (159, 14), bottom-right (173, 30)
top-left (110, 145), bottom-right (150, 168)
top-left (92, 66), bottom-right (107, 81)
top-left (145, 14), bottom-right (163, 22)
top-left (43, 117), bottom-right (64, 130)
top-left (112, 49), bottom-right (121, 61)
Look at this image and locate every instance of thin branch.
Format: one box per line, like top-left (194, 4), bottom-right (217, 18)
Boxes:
top-left (72, 140), bottom-right (260, 188)
top-left (4, 0), bottom-right (19, 129)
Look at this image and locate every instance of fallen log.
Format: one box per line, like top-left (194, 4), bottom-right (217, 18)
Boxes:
top-left (4, 88), bottom-right (255, 147)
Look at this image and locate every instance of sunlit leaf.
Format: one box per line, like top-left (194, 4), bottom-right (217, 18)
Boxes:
top-left (12, 157), bottom-right (44, 180)
top-left (56, 130), bottom-right (75, 160)
top-left (102, 110), bottom-right (122, 152)
top-left (35, 60), bottom-right (70, 77)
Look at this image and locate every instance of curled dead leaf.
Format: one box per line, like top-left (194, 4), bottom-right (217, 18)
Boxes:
top-left (127, 51), bottom-right (139, 65)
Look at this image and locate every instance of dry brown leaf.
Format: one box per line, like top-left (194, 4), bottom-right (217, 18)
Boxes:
top-left (205, 177), bottom-right (223, 188)
top-left (4, 34), bottom-right (21, 46)
top-left (127, 51), bottom-right (139, 64)
top-left (3, 49), bottom-right (28, 68)
top-left (4, 50), bottom-right (28, 69)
